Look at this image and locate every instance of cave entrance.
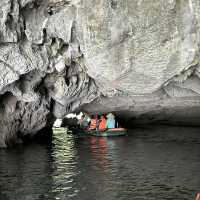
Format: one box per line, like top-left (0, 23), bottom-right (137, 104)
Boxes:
top-left (53, 112), bottom-right (82, 129)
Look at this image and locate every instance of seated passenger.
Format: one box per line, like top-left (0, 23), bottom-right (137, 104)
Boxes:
top-left (89, 115), bottom-right (97, 130)
top-left (99, 115), bottom-right (107, 131)
top-left (106, 113), bottom-right (115, 129)
top-left (79, 114), bottom-right (90, 130)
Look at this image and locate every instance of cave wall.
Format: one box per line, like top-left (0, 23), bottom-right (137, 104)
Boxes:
top-left (79, 0), bottom-right (200, 125)
top-left (0, 0), bottom-right (200, 147)
top-left (0, 0), bottom-right (99, 147)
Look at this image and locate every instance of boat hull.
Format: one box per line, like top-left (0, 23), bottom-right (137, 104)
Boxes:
top-left (79, 128), bottom-right (127, 137)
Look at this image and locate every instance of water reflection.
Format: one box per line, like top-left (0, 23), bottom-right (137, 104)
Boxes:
top-left (0, 144), bottom-right (54, 200)
top-left (0, 126), bottom-right (199, 200)
top-left (51, 131), bottom-right (79, 199)
top-left (89, 137), bottom-right (109, 171)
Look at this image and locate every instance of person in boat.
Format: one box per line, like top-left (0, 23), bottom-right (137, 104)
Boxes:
top-left (79, 114), bottom-right (91, 130)
top-left (89, 115), bottom-right (98, 130)
top-left (84, 112), bottom-right (91, 125)
top-left (78, 114), bottom-right (84, 129)
top-left (106, 113), bottom-right (116, 129)
top-left (99, 115), bottom-right (107, 131)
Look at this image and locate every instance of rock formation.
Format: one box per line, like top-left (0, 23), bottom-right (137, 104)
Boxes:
top-left (0, 0), bottom-right (200, 147)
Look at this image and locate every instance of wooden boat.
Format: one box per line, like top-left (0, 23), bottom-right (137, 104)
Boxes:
top-left (88, 128), bottom-right (127, 137)
top-left (72, 128), bottom-right (127, 137)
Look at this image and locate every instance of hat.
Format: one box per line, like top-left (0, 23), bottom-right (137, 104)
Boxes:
top-left (106, 113), bottom-right (115, 119)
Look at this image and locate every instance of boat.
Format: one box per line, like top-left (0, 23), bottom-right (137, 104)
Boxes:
top-left (72, 128), bottom-right (127, 137)
top-left (88, 128), bottom-right (127, 137)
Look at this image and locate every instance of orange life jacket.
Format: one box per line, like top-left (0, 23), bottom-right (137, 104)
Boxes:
top-left (89, 118), bottom-right (97, 130)
top-left (99, 117), bottom-right (106, 130)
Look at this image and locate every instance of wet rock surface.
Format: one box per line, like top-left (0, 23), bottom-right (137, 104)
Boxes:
top-left (1, 0), bottom-right (200, 147)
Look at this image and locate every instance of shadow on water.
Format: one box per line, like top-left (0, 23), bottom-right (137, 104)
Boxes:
top-left (0, 125), bottom-right (200, 200)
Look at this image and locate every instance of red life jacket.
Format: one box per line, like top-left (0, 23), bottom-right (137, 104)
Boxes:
top-left (99, 117), bottom-right (106, 130)
top-left (196, 194), bottom-right (200, 200)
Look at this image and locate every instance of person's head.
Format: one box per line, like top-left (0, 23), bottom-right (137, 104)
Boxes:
top-left (101, 115), bottom-right (105, 119)
top-left (83, 112), bottom-right (88, 116)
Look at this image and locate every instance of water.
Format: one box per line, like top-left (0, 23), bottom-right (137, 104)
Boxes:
top-left (0, 126), bottom-right (200, 200)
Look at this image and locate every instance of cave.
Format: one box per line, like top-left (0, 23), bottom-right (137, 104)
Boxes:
top-left (1, 0), bottom-right (200, 148)
top-left (1, 1), bottom-right (200, 199)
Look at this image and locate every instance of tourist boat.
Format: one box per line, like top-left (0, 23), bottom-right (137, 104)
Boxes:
top-left (87, 128), bottom-right (127, 137)
top-left (73, 128), bottom-right (127, 137)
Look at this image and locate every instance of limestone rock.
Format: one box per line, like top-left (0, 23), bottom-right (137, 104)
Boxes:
top-left (77, 0), bottom-right (200, 95)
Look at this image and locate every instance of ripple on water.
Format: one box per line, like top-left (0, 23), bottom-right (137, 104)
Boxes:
top-left (0, 126), bottom-right (200, 200)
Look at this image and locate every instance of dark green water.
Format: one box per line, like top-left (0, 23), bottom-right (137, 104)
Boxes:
top-left (0, 126), bottom-right (200, 200)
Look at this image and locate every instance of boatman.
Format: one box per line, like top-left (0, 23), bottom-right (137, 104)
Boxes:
top-left (106, 113), bottom-right (115, 129)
